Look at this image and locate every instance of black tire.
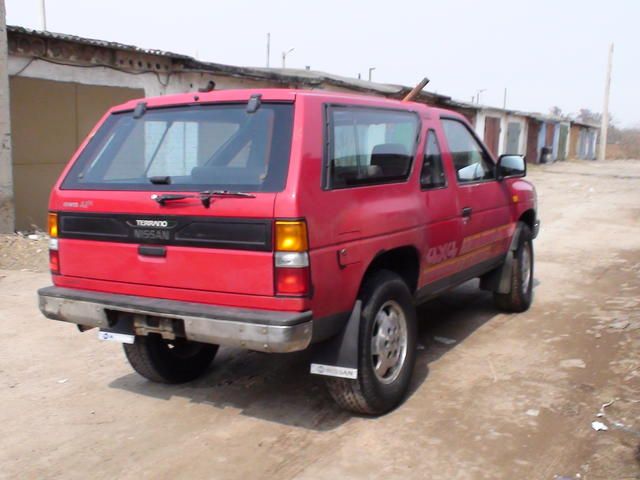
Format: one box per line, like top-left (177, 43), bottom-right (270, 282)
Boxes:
top-left (494, 223), bottom-right (534, 312)
top-left (123, 334), bottom-right (218, 384)
top-left (325, 270), bottom-right (417, 415)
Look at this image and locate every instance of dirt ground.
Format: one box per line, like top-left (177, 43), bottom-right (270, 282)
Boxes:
top-left (0, 159), bottom-right (639, 480)
top-left (0, 232), bottom-right (48, 272)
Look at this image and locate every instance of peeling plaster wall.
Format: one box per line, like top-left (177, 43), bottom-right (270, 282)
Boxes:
top-left (0, 0), bottom-right (14, 232)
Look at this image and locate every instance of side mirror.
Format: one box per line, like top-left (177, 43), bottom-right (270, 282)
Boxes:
top-left (497, 154), bottom-right (526, 181)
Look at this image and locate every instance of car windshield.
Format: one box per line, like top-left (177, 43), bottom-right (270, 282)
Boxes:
top-left (62, 103), bottom-right (294, 192)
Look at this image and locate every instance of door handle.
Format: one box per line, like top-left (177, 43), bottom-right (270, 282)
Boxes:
top-left (462, 207), bottom-right (473, 218)
top-left (138, 245), bottom-right (166, 257)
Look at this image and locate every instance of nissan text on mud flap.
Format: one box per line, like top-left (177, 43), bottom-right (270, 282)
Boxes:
top-left (38, 89), bottom-right (540, 415)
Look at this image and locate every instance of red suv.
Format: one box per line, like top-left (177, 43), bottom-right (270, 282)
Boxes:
top-left (38, 89), bottom-right (539, 414)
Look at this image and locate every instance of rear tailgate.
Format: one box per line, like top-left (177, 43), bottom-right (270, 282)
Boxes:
top-left (49, 98), bottom-right (296, 297)
top-left (54, 193), bottom-right (276, 296)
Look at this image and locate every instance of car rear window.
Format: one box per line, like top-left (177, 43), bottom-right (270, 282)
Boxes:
top-left (62, 103), bottom-right (294, 192)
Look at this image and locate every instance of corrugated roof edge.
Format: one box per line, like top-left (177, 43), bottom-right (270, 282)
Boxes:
top-left (6, 25), bottom-right (450, 102)
top-left (570, 119), bottom-right (601, 129)
top-left (7, 25), bottom-right (193, 59)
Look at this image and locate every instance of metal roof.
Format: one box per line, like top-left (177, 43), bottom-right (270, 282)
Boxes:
top-left (7, 25), bottom-right (193, 60)
top-left (445, 99), bottom-right (572, 123)
top-left (569, 119), bottom-right (601, 129)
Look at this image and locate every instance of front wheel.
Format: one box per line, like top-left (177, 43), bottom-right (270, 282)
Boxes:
top-left (494, 223), bottom-right (534, 312)
top-left (123, 334), bottom-right (218, 383)
top-left (325, 270), bottom-right (417, 415)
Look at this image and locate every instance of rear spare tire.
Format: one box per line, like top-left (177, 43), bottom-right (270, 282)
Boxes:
top-left (325, 270), bottom-right (417, 415)
top-left (123, 334), bottom-right (218, 383)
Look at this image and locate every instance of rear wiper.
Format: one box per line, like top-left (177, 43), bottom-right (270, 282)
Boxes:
top-left (198, 190), bottom-right (255, 208)
top-left (206, 190), bottom-right (256, 198)
top-left (151, 190), bottom-right (255, 208)
top-left (151, 193), bottom-right (191, 206)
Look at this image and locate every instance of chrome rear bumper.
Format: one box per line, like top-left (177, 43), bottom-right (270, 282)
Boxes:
top-left (38, 286), bottom-right (312, 353)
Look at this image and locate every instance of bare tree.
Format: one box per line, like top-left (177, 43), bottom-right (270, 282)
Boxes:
top-left (549, 106), bottom-right (563, 117)
top-left (576, 109), bottom-right (602, 124)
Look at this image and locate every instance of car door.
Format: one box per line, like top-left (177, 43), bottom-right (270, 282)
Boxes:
top-left (440, 117), bottom-right (513, 273)
top-left (418, 127), bottom-right (465, 287)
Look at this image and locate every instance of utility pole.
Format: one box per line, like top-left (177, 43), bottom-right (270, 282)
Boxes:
top-left (281, 47), bottom-right (294, 69)
top-left (503, 88), bottom-right (507, 109)
top-left (475, 89), bottom-right (486, 104)
top-left (368, 67), bottom-right (376, 81)
top-left (39, 0), bottom-right (47, 31)
top-left (266, 33), bottom-right (270, 68)
top-left (598, 43), bottom-right (614, 161)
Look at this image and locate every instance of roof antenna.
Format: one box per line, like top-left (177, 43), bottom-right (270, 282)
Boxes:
top-left (402, 77), bottom-right (430, 102)
top-left (198, 80), bottom-right (216, 92)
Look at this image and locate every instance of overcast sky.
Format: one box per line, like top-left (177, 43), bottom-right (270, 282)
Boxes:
top-left (6, 0), bottom-right (638, 127)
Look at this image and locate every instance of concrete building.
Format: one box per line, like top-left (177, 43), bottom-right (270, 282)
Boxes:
top-left (445, 101), bottom-right (532, 158)
top-left (524, 114), bottom-right (568, 164)
top-left (0, 15), bottom-right (600, 232)
top-left (569, 120), bottom-right (599, 160)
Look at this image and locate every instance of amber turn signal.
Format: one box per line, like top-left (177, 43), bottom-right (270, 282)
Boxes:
top-left (275, 221), bottom-right (308, 252)
top-left (48, 212), bottom-right (58, 238)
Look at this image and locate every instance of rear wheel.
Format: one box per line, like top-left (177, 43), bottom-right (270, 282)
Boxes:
top-left (325, 270), bottom-right (417, 415)
top-left (494, 223), bottom-right (534, 312)
top-left (123, 334), bottom-right (218, 383)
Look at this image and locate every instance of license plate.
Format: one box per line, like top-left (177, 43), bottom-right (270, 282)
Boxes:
top-left (98, 331), bottom-right (135, 344)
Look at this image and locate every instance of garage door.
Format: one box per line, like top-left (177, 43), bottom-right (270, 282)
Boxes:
top-left (483, 116), bottom-right (501, 157)
top-left (9, 77), bottom-right (144, 230)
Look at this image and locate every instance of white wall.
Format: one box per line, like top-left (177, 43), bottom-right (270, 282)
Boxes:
top-left (503, 115), bottom-right (527, 155)
top-left (7, 56), bottom-right (282, 98)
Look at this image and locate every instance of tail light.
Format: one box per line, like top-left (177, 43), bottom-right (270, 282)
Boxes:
top-left (49, 250), bottom-right (60, 274)
top-left (48, 212), bottom-right (60, 274)
top-left (274, 220), bottom-right (310, 296)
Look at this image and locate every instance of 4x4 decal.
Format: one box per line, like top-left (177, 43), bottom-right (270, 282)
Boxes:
top-left (426, 241), bottom-right (458, 265)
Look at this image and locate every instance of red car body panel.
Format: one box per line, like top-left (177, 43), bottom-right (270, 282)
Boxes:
top-left (48, 89), bottom-right (537, 325)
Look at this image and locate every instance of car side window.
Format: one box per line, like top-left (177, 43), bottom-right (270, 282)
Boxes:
top-left (326, 106), bottom-right (419, 189)
top-left (421, 130), bottom-right (447, 189)
top-left (441, 119), bottom-right (495, 183)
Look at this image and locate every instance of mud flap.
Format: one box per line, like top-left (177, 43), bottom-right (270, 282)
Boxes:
top-left (310, 300), bottom-right (361, 379)
top-left (480, 223), bottom-right (522, 295)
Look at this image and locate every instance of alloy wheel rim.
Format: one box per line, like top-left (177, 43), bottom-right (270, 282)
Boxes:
top-left (371, 300), bottom-right (408, 384)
